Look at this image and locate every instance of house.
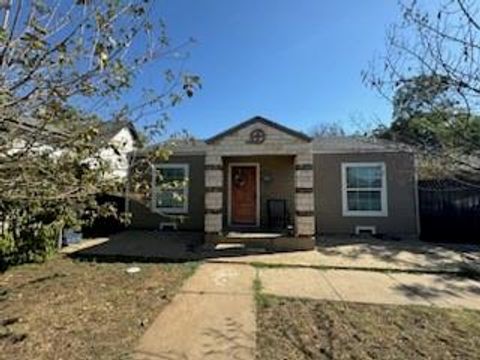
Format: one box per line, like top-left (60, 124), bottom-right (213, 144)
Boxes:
top-left (126, 116), bottom-right (419, 250)
top-left (2, 117), bottom-right (139, 180)
top-left (96, 120), bottom-right (139, 179)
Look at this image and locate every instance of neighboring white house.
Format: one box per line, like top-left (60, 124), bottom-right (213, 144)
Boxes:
top-left (97, 122), bottom-right (139, 179)
top-left (2, 118), bottom-right (139, 180)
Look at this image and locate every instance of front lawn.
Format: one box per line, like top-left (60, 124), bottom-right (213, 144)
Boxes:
top-left (257, 296), bottom-right (480, 360)
top-left (0, 256), bottom-right (196, 360)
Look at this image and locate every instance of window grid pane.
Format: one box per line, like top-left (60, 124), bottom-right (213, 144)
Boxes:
top-left (160, 168), bottom-right (185, 182)
top-left (347, 190), bottom-right (382, 211)
top-left (154, 165), bottom-right (188, 212)
top-left (346, 166), bottom-right (382, 189)
top-left (157, 168), bottom-right (186, 189)
top-left (156, 189), bottom-right (185, 208)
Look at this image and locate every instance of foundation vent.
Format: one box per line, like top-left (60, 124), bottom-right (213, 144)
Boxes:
top-left (355, 226), bottom-right (376, 236)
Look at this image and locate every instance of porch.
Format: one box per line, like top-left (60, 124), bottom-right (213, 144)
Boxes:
top-left (204, 152), bottom-right (316, 250)
top-left (223, 156), bottom-right (295, 231)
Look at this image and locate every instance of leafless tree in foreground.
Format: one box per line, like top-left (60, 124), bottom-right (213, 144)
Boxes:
top-left (364, 0), bottom-right (480, 181)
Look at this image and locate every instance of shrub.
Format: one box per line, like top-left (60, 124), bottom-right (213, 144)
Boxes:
top-left (0, 202), bottom-right (74, 269)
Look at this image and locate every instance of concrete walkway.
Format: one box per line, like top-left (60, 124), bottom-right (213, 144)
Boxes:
top-left (213, 238), bottom-right (480, 272)
top-left (133, 261), bottom-right (480, 359)
top-left (259, 267), bottom-right (480, 310)
top-left (134, 263), bottom-right (256, 360)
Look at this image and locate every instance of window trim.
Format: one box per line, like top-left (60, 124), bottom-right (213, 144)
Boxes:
top-left (151, 163), bottom-right (189, 214)
top-left (341, 162), bottom-right (388, 217)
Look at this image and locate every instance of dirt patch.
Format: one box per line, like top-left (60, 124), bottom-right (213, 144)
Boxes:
top-left (256, 296), bottom-right (480, 360)
top-left (0, 256), bottom-right (196, 360)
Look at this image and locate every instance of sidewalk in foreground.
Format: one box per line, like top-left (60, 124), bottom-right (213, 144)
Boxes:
top-left (259, 267), bottom-right (480, 310)
top-left (134, 263), bottom-right (256, 360)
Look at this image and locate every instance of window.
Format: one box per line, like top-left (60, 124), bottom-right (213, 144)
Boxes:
top-left (152, 164), bottom-right (189, 214)
top-left (341, 162), bottom-right (387, 216)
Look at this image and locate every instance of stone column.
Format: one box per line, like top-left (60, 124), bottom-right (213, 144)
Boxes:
top-left (204, 154), bottom-right (223, 239)
top-left (294, 153), bottom-right (315, 237)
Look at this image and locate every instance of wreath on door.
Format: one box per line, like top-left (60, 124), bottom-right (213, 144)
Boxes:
top-left (233, 169), bottom-right (246, 187)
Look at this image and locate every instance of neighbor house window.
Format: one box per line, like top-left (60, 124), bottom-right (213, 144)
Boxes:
top-left (341, 162), bottom-right (387, 216)
top-left (152, 164), bottom-right (189, 213)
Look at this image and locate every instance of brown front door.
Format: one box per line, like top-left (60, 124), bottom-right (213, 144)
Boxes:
top-left (231, 165), bottom-right (257, 226)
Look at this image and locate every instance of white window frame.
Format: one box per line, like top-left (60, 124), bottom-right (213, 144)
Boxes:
top-left (152, 163), bottom-right (189, 214)
top-left (341, 162), bottom-right (388, 217)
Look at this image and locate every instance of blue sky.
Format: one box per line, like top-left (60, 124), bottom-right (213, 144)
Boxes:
top-left (148, 1), bottom-right (401, 138)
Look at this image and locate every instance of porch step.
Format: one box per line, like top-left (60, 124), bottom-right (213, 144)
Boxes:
top-left (225, 232), bottom-right (283, 240)
top-left (214, 243), bottom-right (270, 253)
top-left (206, 233), bottom-right (316, 251)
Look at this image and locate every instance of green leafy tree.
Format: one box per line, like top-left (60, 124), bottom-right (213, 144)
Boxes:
top-left (0, 0), bottom-right (200, 266)
top-left (374, 74), bottom-right (480, 151)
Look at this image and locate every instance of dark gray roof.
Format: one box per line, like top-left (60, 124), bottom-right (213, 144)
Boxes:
top-left (312, 136), bottom-right (413, 153)
top-left (139, 137), bottom-right (207, 155)
top-left (139, 135), bottom-right (411, 155)
top-left (97, 120), bottom-right (139, 143)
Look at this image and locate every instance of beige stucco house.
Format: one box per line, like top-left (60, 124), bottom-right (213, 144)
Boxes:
top-left (127, 116), bottom-right (419, 249)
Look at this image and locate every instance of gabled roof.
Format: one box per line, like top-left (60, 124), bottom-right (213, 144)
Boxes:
top-left (98, 120), bottom-right (139, 144)
top-left (135, 137), bottom-right (208, 157)
top-left (205, 116), bottom-right (312, 144)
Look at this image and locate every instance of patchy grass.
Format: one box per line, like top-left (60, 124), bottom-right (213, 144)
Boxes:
top-left (257, 296), bottom-right (480, 360)
top-left (0, 255), bottom-right (197, 360)
top-left (253, 272), bottom-right (272, 309)
top-left (252, 274), bottom-right (262, 293)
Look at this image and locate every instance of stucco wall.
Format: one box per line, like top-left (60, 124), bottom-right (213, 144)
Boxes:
top-left (222, 156), bottom-right (295, 229)
top-left (314, 152), bottom-right (418, 237)
top-left (129, 155), bottom-right (205, 231)
top-left (128, 149), bottom-right (419, 237)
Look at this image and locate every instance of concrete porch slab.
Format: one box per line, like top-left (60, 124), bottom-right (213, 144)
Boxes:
top-left (65, 230), bottom-right (203, 261)
top-left (213, 237), bottom-right (480, 273)
top-left (68, 231), bottom-right (479, 275)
